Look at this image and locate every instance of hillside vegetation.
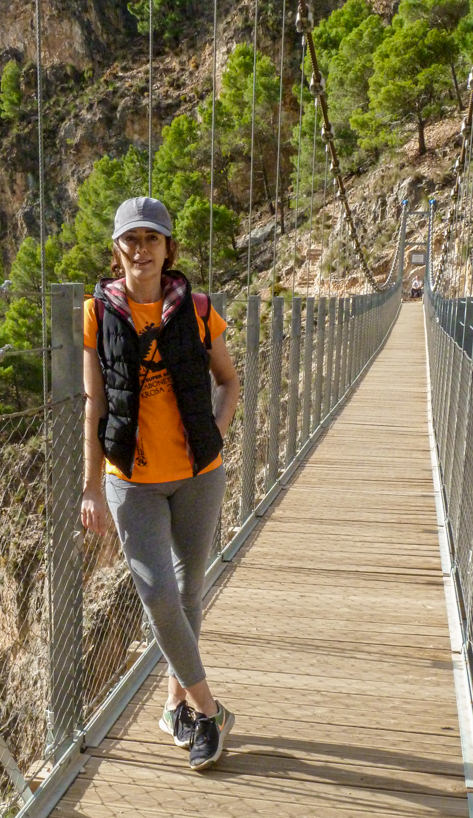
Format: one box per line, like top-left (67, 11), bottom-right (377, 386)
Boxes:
top-left (0, 0), bottom-right (472, 412)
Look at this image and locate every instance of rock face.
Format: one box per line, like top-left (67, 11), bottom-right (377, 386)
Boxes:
top-left (0, 0), bottom-right (134, 72)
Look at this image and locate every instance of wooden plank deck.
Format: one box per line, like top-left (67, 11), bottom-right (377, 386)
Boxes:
top-left (51, 303), bottom-right (468, 817)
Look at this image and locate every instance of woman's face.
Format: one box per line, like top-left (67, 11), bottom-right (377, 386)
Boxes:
top-left (116, 227), bottom-right (168, 285)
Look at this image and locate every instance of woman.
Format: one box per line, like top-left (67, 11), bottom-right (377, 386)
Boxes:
top-left (81, 196), bottom-right (240, 770)
top-left (411, 275), bottom-right (423, 298)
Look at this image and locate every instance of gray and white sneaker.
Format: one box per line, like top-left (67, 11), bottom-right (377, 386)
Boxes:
top-left (159, 700), bottom-right (195, 748)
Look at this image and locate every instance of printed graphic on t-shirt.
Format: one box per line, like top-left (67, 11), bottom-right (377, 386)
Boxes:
top-left (83, 295), bottom-right (226, 482)
top-left (138, 322), bottom-right (173, 400)
top-left (136, 322), bottom-right (174, 466)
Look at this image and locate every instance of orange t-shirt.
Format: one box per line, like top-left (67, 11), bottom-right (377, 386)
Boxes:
top-left (84, 295), bottom-right (226, 483)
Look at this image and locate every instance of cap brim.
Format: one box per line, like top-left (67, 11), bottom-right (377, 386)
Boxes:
top-left (113, 219), bottom-right (172, 240)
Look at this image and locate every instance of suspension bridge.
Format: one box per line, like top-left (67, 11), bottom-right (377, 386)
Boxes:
top-left (1, 0), bottom-right (473, 816)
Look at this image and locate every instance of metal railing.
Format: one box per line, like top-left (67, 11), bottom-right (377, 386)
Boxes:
top-left (0, 277), bottom-right (401, 818)
top-left (424, 199), bottom-right (473, 681)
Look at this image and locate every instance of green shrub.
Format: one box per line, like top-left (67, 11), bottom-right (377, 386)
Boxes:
top-left (0, 60), bottom-right (22, 121)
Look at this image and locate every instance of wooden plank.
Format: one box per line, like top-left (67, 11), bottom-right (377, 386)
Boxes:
top-left (86, 745), bottom-right (466, 796)
top-left (53, 757), bottom-right (468, 817)
top-left (105, 694), bottom-right (460, 742)
top-left (51, 786), bottom-right (468, 818)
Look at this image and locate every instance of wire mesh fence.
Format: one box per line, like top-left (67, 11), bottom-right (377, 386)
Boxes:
top-left (0, 405), bottom-right (49, 814)
top-left (0, 279), bottom-right (401, 818)
top-left (425, 277), bottom-right (473, 675)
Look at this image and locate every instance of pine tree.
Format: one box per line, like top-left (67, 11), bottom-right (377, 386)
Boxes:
top-left (127, 0), bottom-right (199, 44)
top-left (174, 195), bottom-right (238, 286)
top-left (312, 0), bottom-right (373, 76)
top-left (10, 236), bottom-right (60, 303)
top-left (219, 44), bottom-right (289, 227)
top-left (152, 114), bottom-right (204, 216)
top-left (326, 13), bottom-right (387, 160)
top-left (355, 20), bottom-right (454, 155)
top-left (397, 0), bottom-right (468, 109)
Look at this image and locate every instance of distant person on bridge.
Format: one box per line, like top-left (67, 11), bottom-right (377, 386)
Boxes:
top-left (81, 196), bottom-right (240, 770)
top-left (411, 275), bottom-right (423, 298)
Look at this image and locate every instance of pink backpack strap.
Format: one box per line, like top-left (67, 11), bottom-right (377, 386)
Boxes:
top-left (192, 292), bottom-right (212, 350)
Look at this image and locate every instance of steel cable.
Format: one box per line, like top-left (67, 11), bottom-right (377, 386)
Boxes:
top-left (208, 0), bottom-right (218, 295)
top-left (148, 0), bottom-right (153, 197)
top-left (271, 0), bottom-right (287, 300)
top-left (246, 0), bottom-right (259, 296)
top-left (35, 0), bottom-right (54, 703)
top-left (319, 145), bottom-right (329, 293)
top-left (308, 98), bottom-right (318, 298)
top-left (292, 37), bottom-right (306, 298)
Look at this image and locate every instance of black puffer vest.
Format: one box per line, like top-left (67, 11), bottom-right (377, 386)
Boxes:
top-left (94, 271), bottom-right (223, 479)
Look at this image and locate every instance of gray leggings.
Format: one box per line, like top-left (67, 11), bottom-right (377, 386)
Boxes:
top-left (106, 465), bottom-right (225, 689)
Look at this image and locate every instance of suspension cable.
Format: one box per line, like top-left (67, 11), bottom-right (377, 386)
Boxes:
top-left (246, 0), bottom-right (259, 296)
top-left (463, 110), bottom-right (473, 302)
top-left (208, 0), bottom-right (218, 295)
top-left (292, 37), bottom-right (306, 298)
top-left (456, 102), bottom-right (473, 300)
top-left (327, 178), bottom-right (337, 298)
top-left (341, 208), bottom-right (348, 296)
top-left (319, 145), bottom-right (329, 294)
top-left (307, 98), bottom-right (318, 299)
top-left (148, 0), bottom-right (153, 197)
top-left (433, 71), bottom-right (473, 292)
top-left (209, 0), bottom-right (217, 295)
top-left (35, 0), bottom-right (47, 410)
top-left (35, 0), bottom-right (53, 664)
top-left (296, 0), bottom-right (382, 292)
top-left (271, 0), bottom-right (287, 300)
top-left (336, 196), bottom-right (344, 295)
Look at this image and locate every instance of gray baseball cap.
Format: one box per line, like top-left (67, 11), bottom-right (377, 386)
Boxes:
top-left (112, 197), bottom-right (173, 240)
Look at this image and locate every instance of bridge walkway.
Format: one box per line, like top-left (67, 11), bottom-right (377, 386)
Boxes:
top-left (51, 303), bottom-right (468, 817)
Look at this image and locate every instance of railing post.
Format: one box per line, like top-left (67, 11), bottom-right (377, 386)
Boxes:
top-left (353, 296), bottom-right (362, 380)
top-left (333, 298), bottom-right (344, 406)
top-left (211, 292), bottom-right (226, 323)
top-left (348, 296), bottom-right (357, 385)
top-left (376, 292), bottom-right (382, 349)
top-left (366, 294), bottom-right (373, 361)
top-left (368, 294), bottom-right (374, 359)
top-left (266, 297), bottom-right (284, 491)
top-left (286, 297), bottom-right (302, 467)
top-left (322, 298), bottom-right (336, 418)
top-left (240, 295), bottom-right (260, 524)
top-left (302, 297), bottom-right (315, 442)
top-left (49, 283), bottom-right (84, 759)
top-left (358, 296), bottom-right (368, 372)
top-left (398, 200), bottom-right (409, 283)
top-left (345, 296), bottom-right (354, 390)
top-left (341, 297), bottom-right (350, 396)
top-left (313, 297), bottom-right (326, 430)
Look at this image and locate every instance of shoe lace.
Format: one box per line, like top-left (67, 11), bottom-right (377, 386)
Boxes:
top-left (188, 715), bottom-right (213, 749)
top-left (176, 702), bottom-right (195, 729)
